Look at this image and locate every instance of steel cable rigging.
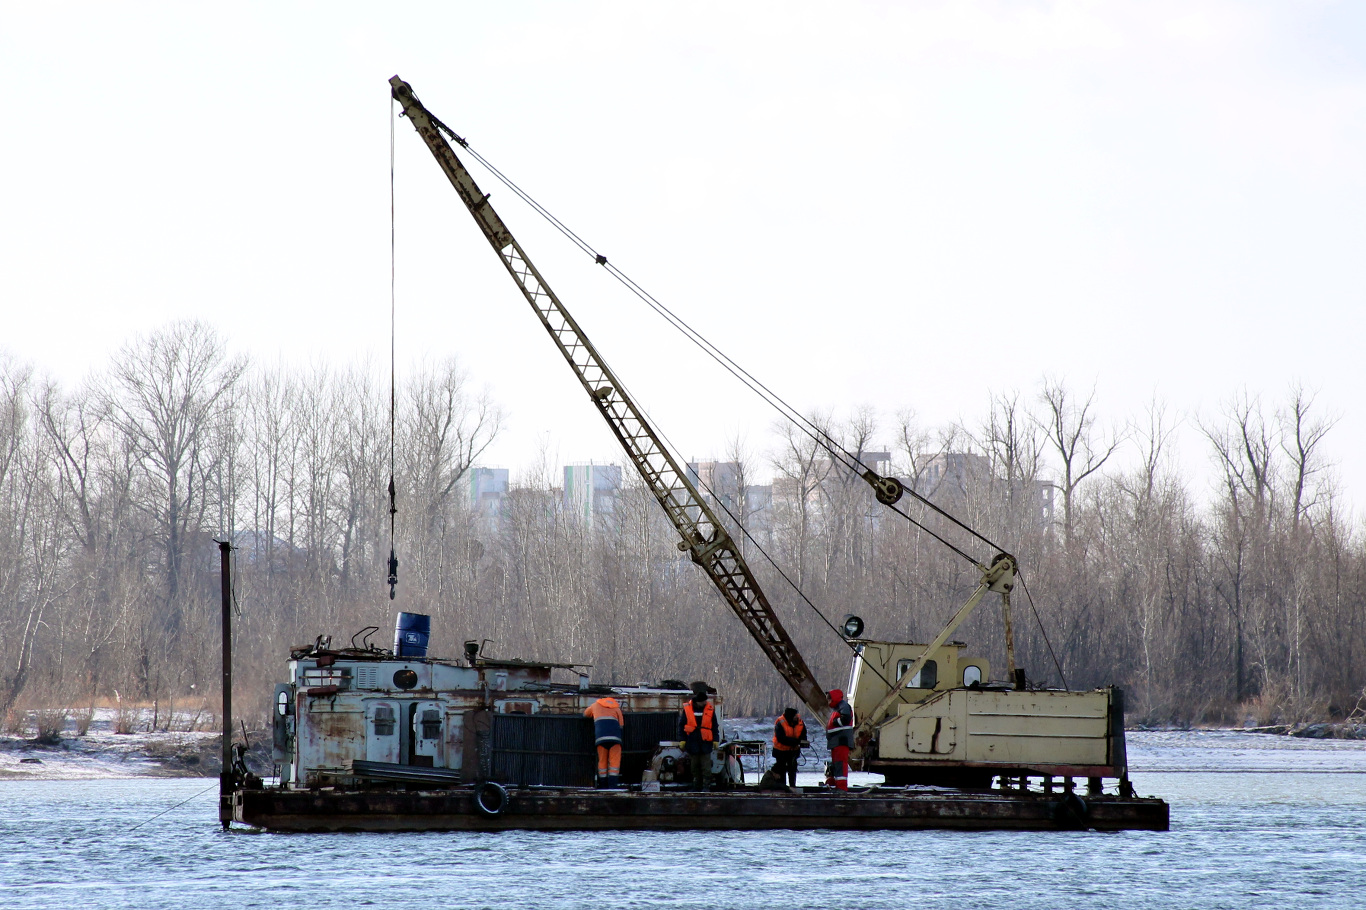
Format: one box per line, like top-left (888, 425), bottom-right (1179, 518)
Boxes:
top-left (425, 114), bottom-right (1004, 568)
top-left (415, 108), bottom-right (1067, 687)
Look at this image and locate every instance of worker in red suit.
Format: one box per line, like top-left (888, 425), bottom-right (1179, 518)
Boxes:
top-left (584, 695), bottom-right (625, 788)
top-left (825, 688), bottom-right (854, 791)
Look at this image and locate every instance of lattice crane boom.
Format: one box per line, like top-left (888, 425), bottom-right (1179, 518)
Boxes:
top-left (390, 76), bottom-right (827, 718)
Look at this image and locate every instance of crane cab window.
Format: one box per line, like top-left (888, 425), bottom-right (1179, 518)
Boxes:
top-left (897, 659), bottom-right (938, 689)
top-left (962, 665), bottom-right (982, 687)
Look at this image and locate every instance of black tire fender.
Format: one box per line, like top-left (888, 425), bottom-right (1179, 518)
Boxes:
top-left (1052, 791), bottom-right (1089, 828)
top-left (474, 781), bottom-right (509, 817)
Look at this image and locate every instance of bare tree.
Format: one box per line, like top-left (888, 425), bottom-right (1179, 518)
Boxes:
top-left (970, 390), bottom-right (1046, 541)
top-left (0, 355), bottom-right (31, 496)
top-left (334, 365), bottom-right (386, 587)
top-left (771, 414), bottom-right (831, 590)
top-left (242, 365), bottom-right (295, 576)
top-left (105, 321), bottom-right (247, 635)
top-left (292, 365), bottom-right (341, 583)
top-left (1039, 378), bottom-right (1122, 547)
top-left (1279, 383), bottom-right (1337, 533)
top-left (6, 323), bottom-right (1366, 730)
top-left (720, 434), bottom-right (763, 558)
top-left (893, 408), bottom-right (958, 494)
top-left (0, 355), bottom-right (40, 717)
top-left (38, 380), bottom-right (108, 556)
top-left (818, 407), bottom-right (881, 582)
top-left (402, 358), bottom-right (502, 532)
top-left (1202, 391), bottom-right (1278, 703)
top-left (1202, 390), bottom-right (1276, 522)
top-left (1117, 396), bottom-right (1178, 507)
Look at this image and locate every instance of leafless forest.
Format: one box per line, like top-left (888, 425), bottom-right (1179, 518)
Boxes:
top-left (2, 321), bottom-right (1362, 728)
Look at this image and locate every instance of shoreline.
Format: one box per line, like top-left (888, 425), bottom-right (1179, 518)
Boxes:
top-left (0, 729), bottom-right (231, 781)
top-left (1132, 721), bottom-right (1366, 740)
top-left (4, 718), bottom-right (1364, 782)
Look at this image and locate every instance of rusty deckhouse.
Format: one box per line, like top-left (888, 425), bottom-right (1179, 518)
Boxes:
top-left (274, 637), bottom-right (702, 791)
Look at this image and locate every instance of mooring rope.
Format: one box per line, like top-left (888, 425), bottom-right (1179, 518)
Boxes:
top-left (127, 781), bottom-right (219, 832)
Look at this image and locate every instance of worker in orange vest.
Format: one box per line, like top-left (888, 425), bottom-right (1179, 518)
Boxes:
top-left (825, 688), bottom-right (854, 791)
top-left (583, 695), bottom-right (625, 788)
top-left (677, 683), bottom-right (720, 790)
top-left (771, 707), bottom-right (806, 787)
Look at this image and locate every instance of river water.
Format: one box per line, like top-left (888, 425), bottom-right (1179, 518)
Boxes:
top-left (1, 731), bottom-right (1362, 909)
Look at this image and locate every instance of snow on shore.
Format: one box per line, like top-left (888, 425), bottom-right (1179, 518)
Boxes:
top-left (0, 708), bottom-right (224, 781)
top-left (6, 712), bottom-right (1366, 782)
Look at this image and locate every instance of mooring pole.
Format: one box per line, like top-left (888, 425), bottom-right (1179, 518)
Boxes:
top-left (218, 539), bottom-right (233, 830)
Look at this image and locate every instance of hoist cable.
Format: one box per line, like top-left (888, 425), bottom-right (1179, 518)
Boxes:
top-left (423, 115), bottom-right (898, 659)
top-left (601, 352), bottom-right (904, 699)
top-left (432, 121), bottom-right (1009, 567)
top-left (387, 96), bottom-right (399, 600)
top-left (564, 326), bottom-right (865, 681)
top-left (424, 109), bottom-right (1013, 701)
top-left (685, 467), bottom-right (904, 698)
top-left (1016, 571), bottom-right (1068, 689)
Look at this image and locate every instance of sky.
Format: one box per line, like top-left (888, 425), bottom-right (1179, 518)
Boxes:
top-left (2, 1), bottom-right (1363, 515)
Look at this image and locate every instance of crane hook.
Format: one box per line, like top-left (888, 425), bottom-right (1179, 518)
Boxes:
top-left (387, 476), bottom-right (399, 599)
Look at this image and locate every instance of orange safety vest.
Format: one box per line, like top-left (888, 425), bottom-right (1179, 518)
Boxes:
top-left (683, 701), bottom-right (716, 742)
top-left (773, 716), bottom-right (805, 752)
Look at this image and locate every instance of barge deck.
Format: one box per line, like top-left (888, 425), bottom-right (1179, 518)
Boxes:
top-left (233, 785), bottom-right (1170, 832)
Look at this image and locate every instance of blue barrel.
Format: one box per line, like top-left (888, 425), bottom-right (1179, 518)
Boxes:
top-left (393, 612), bottom-right (431, 658)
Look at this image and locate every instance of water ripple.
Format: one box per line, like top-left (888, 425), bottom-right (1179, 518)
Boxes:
top-left (1, 733), bottom-right (1364, 909)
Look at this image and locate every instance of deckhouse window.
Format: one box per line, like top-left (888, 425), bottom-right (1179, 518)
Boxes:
top-left (962, 665), bottom-right (982, 686)
top-left (420, 708), bottom-right (441, 740)
top-left (897, 659), bottom-right (938, 689)
top-left (372, 704), bottom-right (395, 737)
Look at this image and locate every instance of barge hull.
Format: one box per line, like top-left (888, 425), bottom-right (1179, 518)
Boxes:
top-left (233, 787), bottom-right (1169, 832)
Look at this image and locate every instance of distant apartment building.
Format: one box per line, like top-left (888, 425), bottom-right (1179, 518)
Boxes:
top-left (686, 460), bottom-right (773, 542)
top-left (916, 452), bottom-right (992, 501)
top-left (770, 451), bottom-right (892, 510)
top-left (564, 463), bottom-right (621, 525)
top-left (743, 485), bottom-right (774, 538)
top-left (686, 461), bottom-right (743, 511)
top-left (852, 451), bottom-right (894, 477)
top-left (914, 452), bottom-right (1055, 527)
top-left (468, 467), bottom-right (509, 519)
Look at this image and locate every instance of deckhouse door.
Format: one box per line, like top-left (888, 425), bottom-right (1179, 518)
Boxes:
top-left (410, 700), bottom-right (445, 767)
top-left (364, 699), bottom-right (402, 763)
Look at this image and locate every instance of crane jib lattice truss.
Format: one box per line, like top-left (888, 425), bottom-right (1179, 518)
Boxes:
top-left (390, 76), bottom-right (827, 718)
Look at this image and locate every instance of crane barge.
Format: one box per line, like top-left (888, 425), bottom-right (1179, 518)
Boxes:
top-left (226, 77), bottom-right (1167, 831)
